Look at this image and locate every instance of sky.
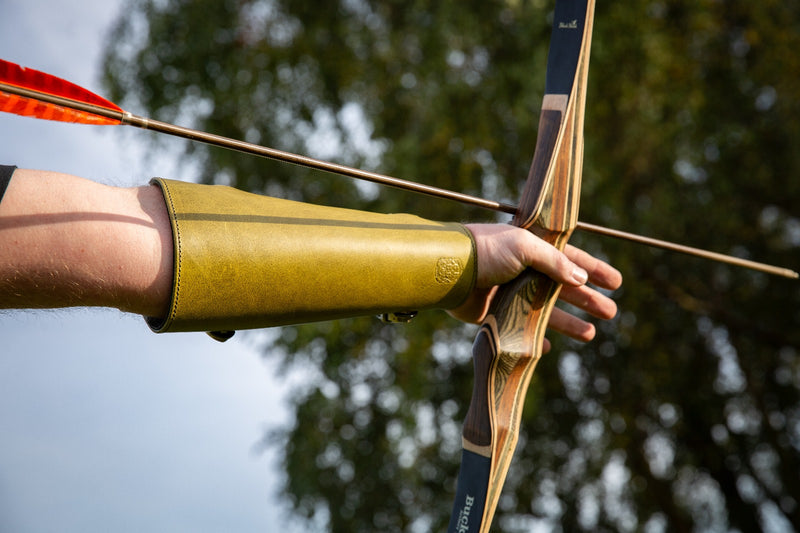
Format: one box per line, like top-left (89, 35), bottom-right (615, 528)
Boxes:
top-left (0, 1), bottom-right (306, 531)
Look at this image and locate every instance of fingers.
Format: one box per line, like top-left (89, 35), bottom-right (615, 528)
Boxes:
top-left (564, 244), bottom-right (623, 291)
top-left (524, 239), bottom-right (621, 345)
top-left (558, 284), bottom-right (618, 321)
top-left (547, 307), bottom-right (596, 342)
top-left (516, 230), bottom-right (590, 287)
top-left (548, 257), bottom-right (619, 343)
top-left (538, 242), bottom-right (622, 345)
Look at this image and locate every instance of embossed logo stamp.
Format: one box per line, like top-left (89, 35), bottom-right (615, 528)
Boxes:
top-left (436, 257), bottom-right (463, 284)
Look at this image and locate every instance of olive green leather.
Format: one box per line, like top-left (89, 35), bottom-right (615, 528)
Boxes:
top-left (146, 178), bottom-right (476, 333)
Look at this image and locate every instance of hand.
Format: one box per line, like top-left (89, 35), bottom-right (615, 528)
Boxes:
top-left (449, 224), bottom-right (622, 352)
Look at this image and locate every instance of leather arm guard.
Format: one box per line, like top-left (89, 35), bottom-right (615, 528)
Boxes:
top-left (146, 178), bottom-right (476, 335)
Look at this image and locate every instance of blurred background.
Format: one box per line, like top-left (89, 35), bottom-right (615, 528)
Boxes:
top-left (2, 1), bottom-right (799, 531)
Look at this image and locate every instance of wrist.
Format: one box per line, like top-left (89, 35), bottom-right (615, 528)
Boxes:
top-left (122, 184), bottom-right (173, 317)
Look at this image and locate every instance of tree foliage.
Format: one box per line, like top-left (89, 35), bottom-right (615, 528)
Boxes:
top-left (104, 1), bottom-right (800, 531)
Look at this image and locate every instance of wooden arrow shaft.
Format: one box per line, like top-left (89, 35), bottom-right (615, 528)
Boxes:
top-left (576, 222), bottom-right (797, 278)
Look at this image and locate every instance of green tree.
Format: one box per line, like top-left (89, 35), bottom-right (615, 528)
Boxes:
top-left (104, 1), bottom-right (799, 530)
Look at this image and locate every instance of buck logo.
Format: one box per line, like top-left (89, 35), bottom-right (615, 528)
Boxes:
top-left (455, 494), bottom-right (475, 533)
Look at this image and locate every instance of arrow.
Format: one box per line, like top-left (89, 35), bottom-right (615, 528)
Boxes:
top-left (1, 58), bottom-right (796, 279)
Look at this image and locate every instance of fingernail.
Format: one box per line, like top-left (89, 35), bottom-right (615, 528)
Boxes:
top-left (572, 267), bottom-right (588, 285)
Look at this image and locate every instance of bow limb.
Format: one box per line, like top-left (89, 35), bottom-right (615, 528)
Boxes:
top-left (447, 2), bottom-right (595, 532)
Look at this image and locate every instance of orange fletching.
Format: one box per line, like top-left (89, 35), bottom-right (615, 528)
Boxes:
top-left (0, 59), bottom-right (122, 125)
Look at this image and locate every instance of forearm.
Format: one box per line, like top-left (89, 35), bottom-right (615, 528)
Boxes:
top-left (0, 168), bottom-right (172, 316)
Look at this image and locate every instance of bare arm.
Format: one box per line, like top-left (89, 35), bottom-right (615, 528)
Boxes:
top-left (0, 168), bottom-right (172, 317)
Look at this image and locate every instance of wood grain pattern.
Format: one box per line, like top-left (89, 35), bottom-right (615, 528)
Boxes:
top-left (454, 2), bottom-right (596, 531)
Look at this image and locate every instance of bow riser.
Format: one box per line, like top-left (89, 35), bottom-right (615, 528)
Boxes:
top-left (448, 2), bottom-right (594, 531)
top-left (478, 98), bottom-right (580, 529)
top-left (484, 11), bottom-right (595, 524)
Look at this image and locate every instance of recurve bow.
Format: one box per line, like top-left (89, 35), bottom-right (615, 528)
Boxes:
top-left (447, 1), bottom-right (595, 531)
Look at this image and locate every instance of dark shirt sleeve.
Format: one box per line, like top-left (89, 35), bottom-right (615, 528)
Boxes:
top-left (0, 165), bottom-right (17, 205)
